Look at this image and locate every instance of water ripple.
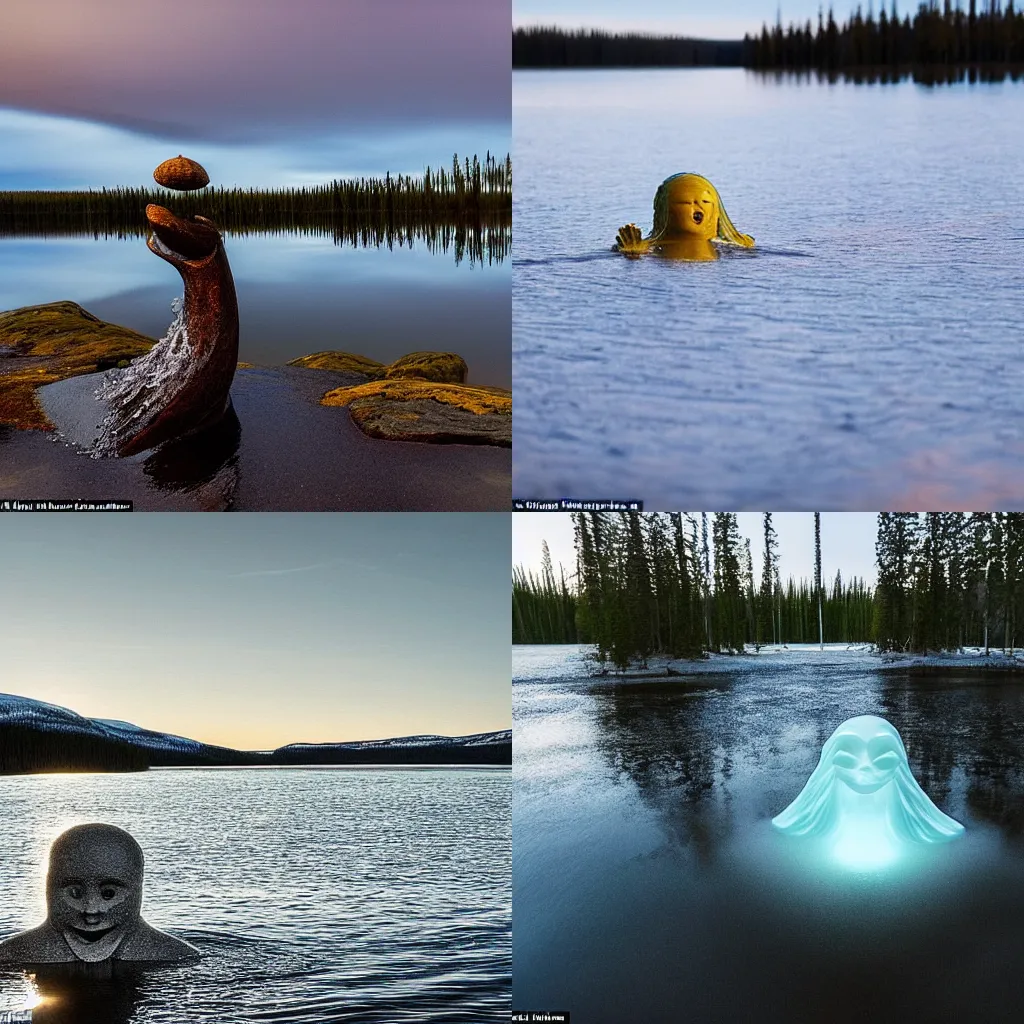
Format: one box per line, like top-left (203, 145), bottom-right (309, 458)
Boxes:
top-left (513, 70), bottom-right (1024, 508)
top-left (0, 768), bottom-right (510, 1023)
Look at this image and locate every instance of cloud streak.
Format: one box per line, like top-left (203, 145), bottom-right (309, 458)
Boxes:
top-left (225, 558), bottom-right (364, 579)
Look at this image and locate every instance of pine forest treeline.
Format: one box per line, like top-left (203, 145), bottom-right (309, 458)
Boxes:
top-left (0, 153), bottom-right (512, 266)
top-left (513, 11), bottom-right (1024, 78)
top-left (514, 511), bottom-right (1024, 664)
top-left (513, 26), bottom-right (744, 67)
top-left (512, 512), bottom-right (874, 667)
top-left (513, 541), bottom-right (579, 645)
top-left (875, 512), bottom-right (1024, 653)
top-left (747, 1), bottom-right (1024, 73)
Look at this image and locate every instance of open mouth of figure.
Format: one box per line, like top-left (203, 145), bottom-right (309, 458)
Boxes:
top-left (69, 924), bottom-right (118, 942)
top-left (146, 204), bottom-right (219, 261)
top-left (692, 210), bottom-right (704, 224)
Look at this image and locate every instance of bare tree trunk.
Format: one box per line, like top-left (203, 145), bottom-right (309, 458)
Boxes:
top-left (815, 512), bottom-right (824, 650)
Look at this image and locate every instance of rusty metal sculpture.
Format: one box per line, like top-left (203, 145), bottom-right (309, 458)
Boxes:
top-left (96, 159), bottom-right (239, 457)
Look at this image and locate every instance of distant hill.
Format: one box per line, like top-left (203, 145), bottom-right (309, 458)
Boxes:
top-left (274, 730), bottom-right (512, 766)
top-left (513, 26), bottom-right (745, 68)
top-left (0, 694), bottom-right (511, 774)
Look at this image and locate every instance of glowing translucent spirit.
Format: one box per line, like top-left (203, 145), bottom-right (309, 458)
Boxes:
top-left (772, 715), bottom-right (964, 871)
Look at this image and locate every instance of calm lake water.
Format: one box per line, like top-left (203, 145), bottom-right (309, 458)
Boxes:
top-left (0, 228), bottom-right (509, 387)
top-left (514, 644), bottom-right (1024, 1023)
top-left (0, 767), bottom-right (510, 1024)
top-left (512, 70), bottom-right (1024, 508)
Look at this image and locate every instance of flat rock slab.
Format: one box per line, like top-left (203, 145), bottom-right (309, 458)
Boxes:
top-left (322, 377), bottom-right (511, 445)
top-left (288, 349), bottom-right (469, 384)
top-left (348, 395), bottom-right (511, 445)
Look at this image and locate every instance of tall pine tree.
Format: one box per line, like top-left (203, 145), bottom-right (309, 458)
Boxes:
top-left (758, 513), bottom-right (779, 646)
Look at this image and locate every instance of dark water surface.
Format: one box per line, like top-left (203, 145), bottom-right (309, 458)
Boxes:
top-left (0, 767), bottom-right (510, 1023)
top-left (514, 644), bottom-right (1024, 1023)
top-left (512, 70), bottom-right (1024, 507)
top-left (0, 239), bottom-right (511, 509)
top-left (0, 368), bottom-right (511, 511)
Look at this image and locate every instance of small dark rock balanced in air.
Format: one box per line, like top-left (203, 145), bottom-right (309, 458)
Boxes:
top-left (0, 824), bottom-right (199, 963)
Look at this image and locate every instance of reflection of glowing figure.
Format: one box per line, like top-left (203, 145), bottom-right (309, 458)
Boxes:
top-left (772, 715), bottom-right (964, 870)
top-left (614, 173), bottom-right (755, 262)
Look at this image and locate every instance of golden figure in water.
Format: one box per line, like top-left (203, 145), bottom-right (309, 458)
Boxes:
top-left (615, 173), bottom-right (754, 261)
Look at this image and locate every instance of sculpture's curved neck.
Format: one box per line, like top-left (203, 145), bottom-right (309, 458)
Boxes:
top-left (111, 218), bottom-right (239, 457)
top-left (177, 244), bottom-right (239, 389)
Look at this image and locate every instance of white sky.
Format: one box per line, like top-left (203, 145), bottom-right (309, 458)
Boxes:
top-left (513, 512), bottom-right (880, 588)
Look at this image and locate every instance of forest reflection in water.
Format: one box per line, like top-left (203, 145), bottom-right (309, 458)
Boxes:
top-left (0, 155), bottom-right (512, 266)
top-left (586, 663), bottom-right (1024, 854)
top-left (0, 222), bottom-right (510, 267)
top-left (755, 64), bottom-right (1024, 86)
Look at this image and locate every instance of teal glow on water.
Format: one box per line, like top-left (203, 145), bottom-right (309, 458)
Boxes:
top-left (0, 768), bottom-right (510, 1023)
top-left (514, 645), bottom-right (1024, 1023)
top-left (512, 70), bottom-right (1024, 507)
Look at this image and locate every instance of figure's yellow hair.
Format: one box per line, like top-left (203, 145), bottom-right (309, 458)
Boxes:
top-left (650, 173), bottom-right (754, 247)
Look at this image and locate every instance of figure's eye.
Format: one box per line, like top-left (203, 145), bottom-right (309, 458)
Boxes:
top-left (101, 886), bottom-right (117, 900)
top-left (872, 752), bottom-right (899, 770)
top-left (67, 885), bottom-right (83, 900)
top-left (833, 751), bottom-right (858, 768)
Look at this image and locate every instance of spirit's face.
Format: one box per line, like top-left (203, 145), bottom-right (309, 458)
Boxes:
top-left (831, 732), bottom-right (901, 794)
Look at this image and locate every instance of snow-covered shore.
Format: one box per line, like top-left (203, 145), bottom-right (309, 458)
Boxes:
top-left (579, 643), bottom-right (1024, 680)
top-left (513, 643), bottom-right (1024, 686)
top-left (579, 643), bottom-right (872, 679)
top-left (873, 646), bottom-right (1024, 671)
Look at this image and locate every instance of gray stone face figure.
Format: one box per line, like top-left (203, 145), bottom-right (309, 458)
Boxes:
top-left (0, 824), bottom-right (199, 964)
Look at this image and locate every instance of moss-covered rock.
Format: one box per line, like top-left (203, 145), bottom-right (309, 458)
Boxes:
top-left (288, 349), bottom-right (468, 384)
top-left (384, 351), bottom-right (468, 385)
top-left (321, 378), bottom-right (511, 446)
top-left (286, 351), bottom-right (387, 376)
top-left (0, 301), bottom-right (155, 431)
top-left (323, 379), bottom-right (511, 415)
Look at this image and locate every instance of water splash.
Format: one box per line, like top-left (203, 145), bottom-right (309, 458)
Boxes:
top-left (93, 297), bottom-right (193, 456)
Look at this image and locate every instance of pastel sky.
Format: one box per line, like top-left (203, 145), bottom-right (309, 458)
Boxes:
top-left (1, 0), bottom-right (511, 143)
top-left (0, 106), bottom-right (512, 191)
top-left (0, 514), bottom-right (510, 749)
top-left (514, 0), bottom-right (874, 41)
top-left (513, 513), bottom-right (880, 589)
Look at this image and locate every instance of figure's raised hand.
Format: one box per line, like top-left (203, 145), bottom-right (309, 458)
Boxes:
top-left (615, 223), bottom-right (647, 256)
